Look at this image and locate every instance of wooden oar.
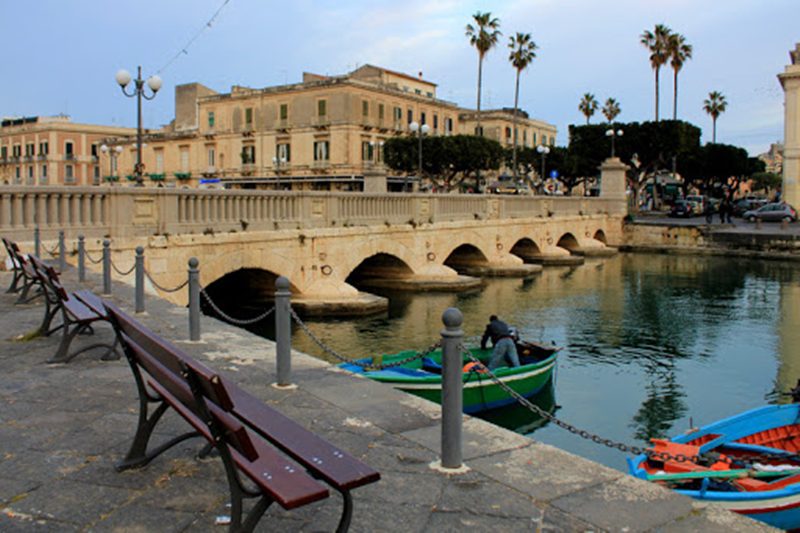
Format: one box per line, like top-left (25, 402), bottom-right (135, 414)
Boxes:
top-left (647, 468), bottom-right (800, 482)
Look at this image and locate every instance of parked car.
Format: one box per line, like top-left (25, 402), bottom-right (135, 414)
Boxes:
top-left (733, 197), bottom-right (769, 217)
top-left (685, 195), bottom-right (708, 214)
top-left (742, 202), bottom-right (798, 222)
top-left (487, 180), bottom-right (530, 195)
top-left (668, 199), bottom-right (694, 218)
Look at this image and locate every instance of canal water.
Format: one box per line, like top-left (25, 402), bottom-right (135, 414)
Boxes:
top-left (255, 253), bottom-right (800, 471)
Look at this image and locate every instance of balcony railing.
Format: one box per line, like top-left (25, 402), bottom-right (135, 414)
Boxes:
top-left (274, 119), bottom-right (289, 130)
top-left (312, 116), bottom-right (330, 127)
top-left (65, 153), bottom-right (76, 161)
top-left (312, 160), bottom-right (330, 169)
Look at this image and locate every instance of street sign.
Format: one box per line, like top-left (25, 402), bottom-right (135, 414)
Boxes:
top-left (199, 178), bottom-right (221, 184)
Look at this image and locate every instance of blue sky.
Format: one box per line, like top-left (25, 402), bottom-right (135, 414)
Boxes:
top-left (1, 0), bottom-right (797, 155)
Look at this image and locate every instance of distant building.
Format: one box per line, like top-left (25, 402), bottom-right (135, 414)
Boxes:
top-left (0, 116), bottom-right (134, 186)
top-left (758, 142), bottom-right (784, 175)
top-left (99, 65), bottom-right (558, 190)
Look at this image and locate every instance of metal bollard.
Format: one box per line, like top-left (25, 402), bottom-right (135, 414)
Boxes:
top-left (135, 246), bottom-right (145, 313)
top-left (440, 307), bottom-right (464, 470)
top-left (188, 257), bottom-right (200, 341)
top-left (34, 226), bottom-right (41, 259)
top-left (275, 276), bottom-right (292, 387)
top-left (58, 230), bottom-right (66, 273)
top-left (102, 239), bottom-right (112, 295)
top-left (77, 235), bottom-right (86, 282)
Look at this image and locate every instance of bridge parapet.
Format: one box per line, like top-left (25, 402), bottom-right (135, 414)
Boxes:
top-left (0, 186), bottom-right (625, 242)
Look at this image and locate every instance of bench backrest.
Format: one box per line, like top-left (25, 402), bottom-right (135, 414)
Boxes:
top-left (1, 238), bottom-right (18, 269)
top-left (29, 255), bottom-right (68, 301)
top-left (104, 301), bottom-right (258, 462)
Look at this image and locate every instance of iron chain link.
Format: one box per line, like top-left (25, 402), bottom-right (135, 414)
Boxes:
top-left (84, 250), bottom-right (103, 264)
top-left (42, 242), bottom-right (59, 257)
top-left (143, 269), bottom-right (190, 293)
top-left (290, 307), bottom-right (440, 369)
top-left (200, 288), bottom-right (275, 326)
top-left (110, 260), bottom-right (136, 276)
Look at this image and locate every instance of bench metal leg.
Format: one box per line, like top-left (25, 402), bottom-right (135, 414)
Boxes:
top-left (335, 490), bottom-right (354, 533)
top-left (223, 460), bottom-right (274, 533)
top-left (6, 269), bottom-right (23, 294)
top-left (47, 322), bottom-right (121, 364)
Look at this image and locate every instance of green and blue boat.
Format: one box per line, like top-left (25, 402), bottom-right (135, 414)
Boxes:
top-left (339, 341), bottom-right (559, 414)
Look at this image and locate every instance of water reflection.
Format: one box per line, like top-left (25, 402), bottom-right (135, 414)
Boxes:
top-left (478, 379), bottom-right (557, 434)
top-left (228, 253), bottom-right (800, 470)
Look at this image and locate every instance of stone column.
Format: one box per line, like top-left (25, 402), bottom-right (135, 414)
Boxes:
top-left (779, 43), bottom-right (800, 208)
top-left (599, 157), bottom-right (629, 215)
top-left (363, 166), bottom-right (387, 193)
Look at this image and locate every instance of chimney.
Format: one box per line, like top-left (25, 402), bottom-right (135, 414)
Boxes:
top-left (418, 71), bottom-right (423, 79)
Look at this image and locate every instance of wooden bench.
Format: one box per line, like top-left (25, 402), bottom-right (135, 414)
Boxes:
top-left (28, 255), bottom-right (119, 364)
top-left (2, 238), bottom-right (44, 304)
top-left (104, 301), bottom-right (380, 532)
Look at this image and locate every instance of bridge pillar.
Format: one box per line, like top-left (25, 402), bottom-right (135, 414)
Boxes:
top-left (600, 157), bottom-right (629, 214)
top-left (363, 166), bottom-right (387, 193)
top-left (779, 43), bottom-right (800, 208)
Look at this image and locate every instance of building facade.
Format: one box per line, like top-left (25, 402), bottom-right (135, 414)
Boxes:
top-left (0, 116), bottom-right (135, 186)
top-left (102, 65), bottom-right (558, 190)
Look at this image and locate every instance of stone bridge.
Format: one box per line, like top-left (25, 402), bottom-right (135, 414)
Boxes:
top-left (0, 162), bottom-right (628, 314)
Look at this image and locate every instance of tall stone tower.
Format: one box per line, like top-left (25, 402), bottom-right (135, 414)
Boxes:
top-left (778, 43), bottom-right (800, 207)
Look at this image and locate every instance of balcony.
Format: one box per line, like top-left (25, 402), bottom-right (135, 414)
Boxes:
top-left (65, 153), bottom-right (76, 161)
top-left (360, 117), bottom-right (374, 129)
top-left (312, 116), bottom-right (330, 128)
top-left (37, 154), bottom-right (48, 161)
top-left (312, 160), bottom-right (330, 170)
top-left (204, 166), bottom-right (217, 176)
top-left (274, 119), bottom-right (290, 130)
top-left (241, 163), bottom-right (257, 175)
top-left (24, 155), bottom-right (34, 162)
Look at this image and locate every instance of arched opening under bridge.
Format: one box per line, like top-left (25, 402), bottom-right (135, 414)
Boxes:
top-left (510, 238), bottom-right (543, 263)
top-left (443, 244), bottom-right (489, 274)
top-left (345, 253), bottom-right (414, 291)
top-left (593, 229), bottom-right (607, 244)
top-left (556, 233), bottom-right (581, 254)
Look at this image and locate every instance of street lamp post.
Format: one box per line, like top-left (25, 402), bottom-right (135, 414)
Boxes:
top-left (272, 156), bottom-right (286, 190)
top-left (408, 121), bottom-right (429, 192)
top-left (537, 145), bottom-right (550, 192)
top-left (100, 144), bottom-right (123, 184)
top-left (605, 128), bottom-right (624, 158)
top-left (115, 66), bottom-right (162, 187)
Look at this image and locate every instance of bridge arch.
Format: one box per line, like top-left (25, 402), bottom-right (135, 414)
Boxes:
top-left (200, 267), bottom-right (300, 322)
top-left (509, 238), bottom-right (543, 263)
top-left (556, 232), bottom-right (581, 253)
top-left (345, 253), bottom-right (415, 287)
top-left (593, 229), bottom-right (607, 244)
top-left (443, 243), bottom-right (490, 273)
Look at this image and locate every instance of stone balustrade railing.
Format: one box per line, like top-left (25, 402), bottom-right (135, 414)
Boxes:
top-left (0, 186), bottom-right (625, 242)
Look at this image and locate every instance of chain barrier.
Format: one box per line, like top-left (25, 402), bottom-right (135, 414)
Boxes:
top-left (110, 260), bottom-right (136, 276)
top-left (143, 268), bottom-right (190, 293)
top-left (84, 250), bottom-right (103, 264)
top-left (200, 288), bottom-right (275, 326)
top-left (42, 242), bottom-right (59, 257)
top-left (462, 347), bottom-right (800, 470)
top-left (290, 307), bottom-right (440, 369)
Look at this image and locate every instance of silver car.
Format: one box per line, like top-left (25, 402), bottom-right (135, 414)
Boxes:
top-left (742, 202), bottom-right (797, 222)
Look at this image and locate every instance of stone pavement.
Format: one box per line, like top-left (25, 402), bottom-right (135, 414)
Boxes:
top-left (0, 267), bottom-right (775, 532)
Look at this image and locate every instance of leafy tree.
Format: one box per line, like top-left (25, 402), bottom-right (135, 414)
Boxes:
top-left (508, 32), bottom-right (538, 180)
top-left (466, 12), bottom-right (501, 137)
top-left (578, 93), bottom-right (598, 124)
top-left (667, 33), bottom-right (692, 120)
top-left (750, 171), bottom-right (781, 193)
top-left (640, 24), bottom-right (672, 121)
top-left (602, 98), bottom-right (621, 123)
top-left (703, 91), bottom-right (728, 143)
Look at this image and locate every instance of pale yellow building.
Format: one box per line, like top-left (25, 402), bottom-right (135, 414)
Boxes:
top-left (102, 65), bottom-right (558, 190)
top-left (0, 115), bottom-right (134, 186)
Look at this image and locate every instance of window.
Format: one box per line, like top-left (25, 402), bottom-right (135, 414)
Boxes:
top-left (25, 143), bottom-right (34, 157)
top-left (155, 150), bottom-right (164, 173)
top-left (420, 112), bottom-right (427, 126)
top-left (207, 147), bottom-right (216, 167)
top-left (318, 99), bottom-right (327, 117)
top-left (91, 144), bottom-right (98, 158)
top-left (15, 167), bottom-right (20, 181)
top-left (313, 140), bottom-right (329, 161)
top-left (180, 147), bottom-right (190, 172)
top-left (533, 133), bottom-right (537, 145)
top-left (426, 92), bottom-right (433, 98)
top-left (242, 145), bottom-right (256, 164)
top-left (393, 106), bottom-right (402, 121)
top-left (93, 166), bottom-right (100, 182)
top-left (277, 143), bottom-right (290, 162)
top-left (523, 130), bottom-right (527, 145)
top-left (39, 141), bottom-right (48, 155)
top-left (433, 114), bottom-right (439, 131)
top-left (378, 104), bottom-right (385, 120)
top-left (41, 165), bottom-right (47, 183)
top-left (542, 135), bottom-right (548, 145)
top-left (506, 127), bottom-right (512, 140)
top-left (279, 104), bottom-right (288, 120)
top-left (245, 107), bottom-right (253, 129)
top-left (1, 146), bottom-right (6, 159)
top-left (445, 118), bottom-right (453, 134)
top-left (13, 145), bottom-right (21, 157)
top-left (208, 111), bottom-right (215, 128)
top-left (65, 141), bottom-right (74, 155)
top-left (65, 164), bottom-right (74, 182)
top-left (27, 166), bottom-right (34, 180)
top-left (361, 141), bottom-right (374, 161)
top-left (362, 100), bottom-right (369, 117)
top-left (414, 89), bottom-right (421, 95)
top-left (407, 109), bottom-right (413, 124)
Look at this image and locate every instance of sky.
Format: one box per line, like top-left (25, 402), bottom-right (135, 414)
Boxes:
top-left (1, 0), bottom-right (797, 156)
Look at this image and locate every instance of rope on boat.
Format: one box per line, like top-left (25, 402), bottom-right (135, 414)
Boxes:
top-left (199, 288), bottom-right (275, 326)
top-left (290, 307), bottom-right (440, 370)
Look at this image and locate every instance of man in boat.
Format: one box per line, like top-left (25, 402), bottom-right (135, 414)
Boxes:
top-left (480, 315), bottom-right (521, 370)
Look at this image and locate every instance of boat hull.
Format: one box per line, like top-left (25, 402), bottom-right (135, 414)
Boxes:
top-left (340, 346), bottom-right (558, 414)
top-left (628, 404), bottom-right (800, 530)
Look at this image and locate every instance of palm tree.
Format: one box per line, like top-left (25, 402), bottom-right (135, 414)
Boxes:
top-left (640, 24), bottom-right (672, 121)
top-left (578, 93), bottom-right (599, 124)
top-left (508, 32), bottom-right (538, 180)
top-left (466, 12), bottom-right (501, 137)
top-left (602, 98), bottom-right (621, 123)
top-left (703, 91), bottom-right (728, 143)
top-left (667, 33), bottom-right (693, 120)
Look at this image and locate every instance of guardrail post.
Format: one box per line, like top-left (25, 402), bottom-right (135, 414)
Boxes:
top-left (275, 276), bottom-right (293, 387)
top-left (102, 239), bottom-right (112, 295)
top-left (440, 307), bottom-right (464, 470)
top-left (77, 235), bottom-right (86, 282)
top-left (34, 226), bottom-right (41, 258)
top-left (58, 230), bottom-right (66, 273)
top-left (188, 257), bottom-right (200, 341)
top-left (135, 246), bottom-right (145, 314)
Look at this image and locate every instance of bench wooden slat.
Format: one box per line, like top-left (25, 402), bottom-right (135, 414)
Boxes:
top-left (226, 382), bottom-right (381, 491)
